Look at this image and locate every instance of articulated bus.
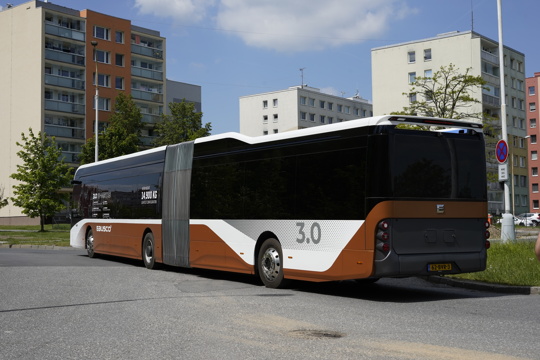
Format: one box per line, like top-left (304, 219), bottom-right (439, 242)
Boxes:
top-left (70, 115), bottom-right (490, 288)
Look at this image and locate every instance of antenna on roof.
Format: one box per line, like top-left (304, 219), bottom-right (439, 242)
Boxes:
top-left (299, 68), bottom-right (306, 88)
top-left (471, 0), bottom-right (474, 31)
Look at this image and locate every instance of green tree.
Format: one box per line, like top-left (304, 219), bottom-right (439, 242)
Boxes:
top-left (153, 100), bottom-right (211, 146)
top-left (395, 64), bottom-right (488, 120)
top-left (79, 92), bottom-right (143, 164)
top-left (10, 129), bottom-right (72, 231)
top-left (0, 186), bottom-right (8, 209)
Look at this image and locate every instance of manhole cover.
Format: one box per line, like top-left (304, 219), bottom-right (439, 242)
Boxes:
top-left (289, 330), bottom-right (345, 339)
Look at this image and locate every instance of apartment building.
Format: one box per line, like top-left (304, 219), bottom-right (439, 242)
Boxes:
top-left (240, 86), bottom-right (372, 137)
top-left (371, 31), bottom-right (527, 215)
top-left (0, 1), bottom-right (198, 224)
top-left (526, 73), bottom-right (540, 211)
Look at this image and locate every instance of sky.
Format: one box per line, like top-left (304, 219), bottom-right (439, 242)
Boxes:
top-left (3, 0), bottom-right (539, 135)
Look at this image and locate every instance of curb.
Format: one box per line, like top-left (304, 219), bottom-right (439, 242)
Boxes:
top-left (0, 244), bottom-right (74, 250)
top-left (426, 275), bottom-right (540, 295)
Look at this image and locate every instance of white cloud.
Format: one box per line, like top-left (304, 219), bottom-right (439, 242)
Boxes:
top-left (215, 0), bottom-right (415, 52)
top-left (134, 0), bottom-right (215, 24)
top-left (134, 0), bottom-right (415, 52)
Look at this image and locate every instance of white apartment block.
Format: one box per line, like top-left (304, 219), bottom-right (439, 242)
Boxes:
top-left (240, 86), bottom-right (372, 137)
top-left (372, 30), bottom-right (527, 215)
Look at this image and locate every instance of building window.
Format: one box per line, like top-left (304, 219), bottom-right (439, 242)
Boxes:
top-left (263, 130), bottom-right (268, 135)
top-left (309, 113), bottom-right (315, 121)
top-left (308, 98), bottom-right (315, 107)
top-left (115, 31), bottom-right (124, 44)
top-left (319, 100), bottom-right (325, 108)
top-left (115, 77), bottom-right (124, 90)
top-left (327, 102), bottom-right (333, 110)
top-left (273, 129), bottom-right (278, 134)
top-left (300, 112), bottom-right (306, 120)
top-left (95, 73), bottom-right (110, 87)
top-left (531, 119), bottom-right (537, 128)
top-left (273, 98), bottom-right (278, 107)
top-left (337, 104), bottom-right (343, 113)
top-left (95, 97), bottom-right (110, 111)
top-left (408, 72), bottom-right (416, 84)
top-left (409, 93), bottom-right (417, 103)
top-left (344, 106), bottom-right (350, 114)
top-left (532, 151), bottom-right (538, 161)
top-left (95, 50), bottom-right (111, 64)
top-left (424, 48), bottom-right (432, 61)
top-left (532, 135), bottom-right (537, 144)
top-left (530, 102), bottom-right (536, 112)
top-left (115, 54), bottom-right (125, 67)
top-left (300, 96), bottom-right (307, 105)
top-left (328, 117), bottom-right (333, 123)
top-left (529, 86), bottom-right (536, 96)
top-left (534, 167), bottom-right (539, 176)
top-left (263, 115), bottom-right (268, 122)
top-left (263, 100), bottom-right (268, 109)
top-left (320, 115), bottom-right (325, 124)
top-left (520, 156), bottom-right (526, 168)
top-left (408, 51), bottom-right (416, 63)
top-left (534, 200), bottom-right (539, 209)
top-left (273, 114), bottom-right (278, 121)
top-left (424, 69), bottom-right (432, 78)
top-left (94, 26), bottom-right (110, 40)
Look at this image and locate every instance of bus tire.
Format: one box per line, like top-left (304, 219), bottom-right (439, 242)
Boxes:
top-left (257, 238), bottom-right (288, 288)
top-left (86, 228), bottom-right (97, 258)
top-left (142, 232), bottom-right (159, 269)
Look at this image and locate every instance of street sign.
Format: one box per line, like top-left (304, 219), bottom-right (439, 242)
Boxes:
top-left (498, 163), bottom-right (508, 181)
top-left (496, 140), bottom-right (508, 164)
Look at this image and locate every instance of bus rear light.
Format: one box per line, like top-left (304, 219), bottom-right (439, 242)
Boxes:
top-left (485, 230), bottom-right (490, 239)
top-left (484, 221), bottom-right (490, 229)
top-left (377, 242), bottom-right (390, 252)
top-left (378, 220), bottom-right (389, 230)
top-left (377, 230), bottom-right (389, 241)
top-left (485, 240), bottom-right (491, 249)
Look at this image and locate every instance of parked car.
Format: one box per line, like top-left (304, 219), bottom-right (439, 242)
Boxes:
top-left (515, 213), bottom-right (540, 227)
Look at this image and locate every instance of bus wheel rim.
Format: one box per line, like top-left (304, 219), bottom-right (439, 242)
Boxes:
top-left (144, 241), bottom-right (153, 263)
top-left (261, 248), bottom-right (280, 282)
top-left (87, 233), bottom-right (94, 251)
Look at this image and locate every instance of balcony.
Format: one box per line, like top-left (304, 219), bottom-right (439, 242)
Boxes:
top-left (45, 125), bottom-right (85, 139)
top-left (45, 99), bottom-right (85, 114)
top-left (45, 74), bottom-right (85, 90)
top-left (131, 44), bottom-right (163, 59)
top-left (45, 23), bottom-right (85, 42)
top-left (483, 94), bottom-right (501, 107)
top-left (131, 89), bottom-right (163, 103)
top-left (131, 67), bottom-right (163, 81)
top-left (45, 48), bottom-right (85, 66)
top-left (481, 50), bottom-right (499, 65)
top-left (141, 112), bottom-right (162, 124)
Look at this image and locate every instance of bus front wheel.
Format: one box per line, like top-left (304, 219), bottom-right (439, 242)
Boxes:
top-left (257, 238), bottom-right (288, 288)
top-left (142, 232), bottom-right (158, 269)
top-left (86, 228), bottom-right (96, 258)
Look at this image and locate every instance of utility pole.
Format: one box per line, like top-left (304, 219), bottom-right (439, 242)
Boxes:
top-left (91, 41), bottom-right (99, 163)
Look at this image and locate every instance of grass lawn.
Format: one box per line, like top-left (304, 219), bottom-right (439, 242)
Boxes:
top-left (449, 240), bottom-right (540, 287)
top-left (0, 224), bottom-right (70, 247)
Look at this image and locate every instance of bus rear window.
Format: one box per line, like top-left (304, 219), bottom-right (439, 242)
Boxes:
top-left (391, 133), bottom-right (486, 200)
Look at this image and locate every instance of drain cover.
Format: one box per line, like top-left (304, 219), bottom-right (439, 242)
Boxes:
top-left (289, 330), bottom-right (345, 339)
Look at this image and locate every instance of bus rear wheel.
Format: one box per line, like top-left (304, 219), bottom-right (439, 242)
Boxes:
top-left (86, 228), bottom-right (96, 258)
top-left (257, 238), bottom-right (288, 288)
top-left (142, 232), bottom-right (159, 269)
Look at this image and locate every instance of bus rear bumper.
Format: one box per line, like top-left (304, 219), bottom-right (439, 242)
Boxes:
top-left (373, 252), bottom-right (487, 277)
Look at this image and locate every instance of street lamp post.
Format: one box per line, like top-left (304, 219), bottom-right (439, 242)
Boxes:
top-left (91, 40), bottom-right (99, 162)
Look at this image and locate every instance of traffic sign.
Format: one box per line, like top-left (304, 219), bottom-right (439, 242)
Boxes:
top-left (496, 140), bottom-right (508, 164)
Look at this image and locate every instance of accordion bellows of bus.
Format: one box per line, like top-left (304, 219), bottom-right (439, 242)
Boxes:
top-left (70, 115), bottom-right (490, 288)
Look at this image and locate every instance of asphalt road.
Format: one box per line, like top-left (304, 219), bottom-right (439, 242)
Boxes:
top-left (0, 248), bottom-right (539, 360)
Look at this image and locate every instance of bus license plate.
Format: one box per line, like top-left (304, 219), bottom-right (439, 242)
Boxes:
top-left (428, 263), bottom-right (452, 272)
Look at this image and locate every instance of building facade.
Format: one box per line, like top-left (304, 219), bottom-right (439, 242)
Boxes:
top-left (526, 73), bottom-right (540, 211)
top-left (371, 31), bottom-right (527, 215)
top-left (0, 1), bottom-right (197, 224)
top-left (240, 86), bottom-right (372, 137)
